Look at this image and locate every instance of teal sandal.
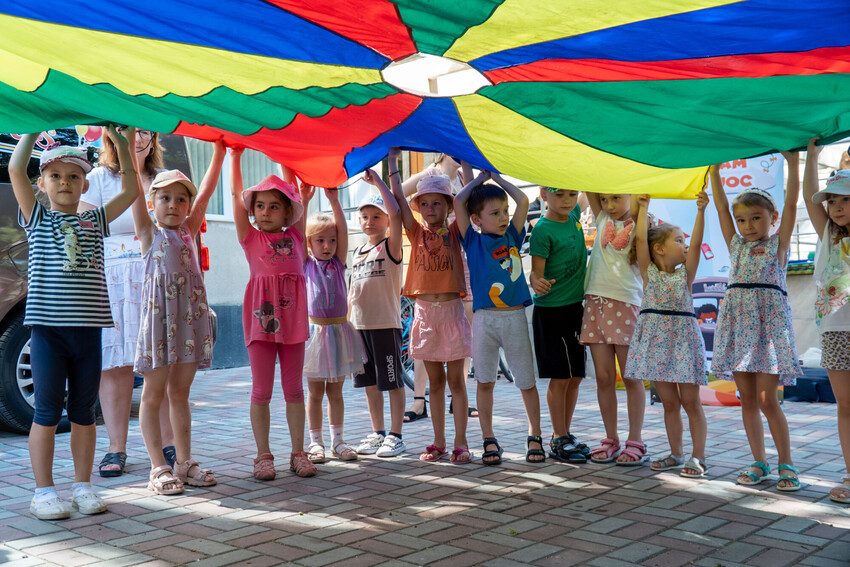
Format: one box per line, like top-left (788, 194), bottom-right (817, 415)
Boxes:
top-left (776, 464), bottom-right (802, 492)
top-left (737, 460), bottom-right (770, 485)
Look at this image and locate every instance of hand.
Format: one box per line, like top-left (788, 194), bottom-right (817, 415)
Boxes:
top-left (230, 145), bottom-right (245, 159)
top-left (475, 170), bottom-right (491, 182)
top-left (807, 137), bottom-right (822, 156)
top-left (106, 124), bottom-right (133, 148)
top-left (362, 168), bottom-right (380, 186)
top-left (780, 150), bottom-right (799, 162)
top-left (323, 186), bottom-right (340, 202)
top-left (637, 194), bottom-right (651, 208)
top-left (388, 147), bottom-right (401, 163)
top-left (695, 190), bottom-right (709, 211)
top-left (530, 273), bottom-right (555, 295)
top-left (299, 180), bottom-right (315, 203)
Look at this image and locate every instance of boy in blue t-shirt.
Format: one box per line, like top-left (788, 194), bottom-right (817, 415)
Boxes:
top-left (9, 129), bottom-right (140, 520)
top-left (529, 187), bottom-right (590, 464)
top-left (455, 170), bottom-right (544, 465)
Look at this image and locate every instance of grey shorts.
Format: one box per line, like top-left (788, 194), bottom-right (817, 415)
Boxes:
top-left (472, 308), bottom-right (536, 390)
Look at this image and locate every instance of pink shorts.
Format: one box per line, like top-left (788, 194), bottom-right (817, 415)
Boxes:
top-left (579, 295), bottom-right (639, 346)
top-left (410, 298), bottom-right (472, 362)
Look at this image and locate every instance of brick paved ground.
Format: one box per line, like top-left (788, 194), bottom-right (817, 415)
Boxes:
top-left (1, 367), bottom-right (848, 566)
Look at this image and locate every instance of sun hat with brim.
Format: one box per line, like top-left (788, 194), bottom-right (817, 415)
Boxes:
top-left (357, 194), bottom-right (388, 214)
top-left (242, 174), bottom-right (304, 227)
top-left (39, 145), bottom-right (92, 174)
top-left (411, 175), bottom-right (454, 213)
top-left (150, 169), bottom-right (198, 197)
top-left (813, 169), bottom-right (850, 204)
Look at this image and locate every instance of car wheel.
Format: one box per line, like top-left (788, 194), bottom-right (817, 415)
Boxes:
top-left (0, 310), bottom-right (70, 433)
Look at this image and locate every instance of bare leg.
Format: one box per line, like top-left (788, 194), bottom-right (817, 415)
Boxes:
top-left (617, 345), bottom-right (646, 443)
top-left (424, 361), bottom-right (447, 449)
top-left (679, 384), bottom-right (707, 466)
top-left (286, 402), bottom-right (306, 452)
top-left (250, 402), bottom-right (271, 456)
top-left (547, 380), bottom-right (568, 437)
top-left (734, 372), bottom-right (768, 479)
top-left (477, 381), bottom-right (498, 463)
top-left (364, 385), bottom-right (384, 432)
top-left (307, 380), bottom-right (326, 433)
top-left (160, 391), bottom-right (174, 448)
top-left (388, 387), bottom-right (405, 434)
top-left (29, 424), bottom-right (57, 488)
top-left (654, 382), bottom-right (684, 456)
top-left (756, 373), bottom-right (795, 488)
top-left (445, 359), bottom-right (468, 449)
top-left (589, 344), bottom-right (619, 448)
top-left (98, 366), bottom-right (133, 462)
top-left (326, 381), bottom-right (345, 433)
top-left (828, 370), bottom-right (850, 500)
top-left (70, 423), bottom-right (96, 483)
top-left (166, 363), bottom-right (199, 464)
top-left (521, 385), bottom-right (544, 461)
top-left (139, 367), bottom-right (169, 469)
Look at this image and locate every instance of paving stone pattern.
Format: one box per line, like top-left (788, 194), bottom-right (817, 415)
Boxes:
top-left (0, 367), bottom-right (848, 566)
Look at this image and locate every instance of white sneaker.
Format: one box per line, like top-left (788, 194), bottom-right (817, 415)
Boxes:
top-left (356, 432), bottom-right (385, 455)
top-left (72, 491), bottom-right (107, 515)
top-left (376, 434), bottom-right (406, 458)
top-left (30, 495), bottom-right (71, 520)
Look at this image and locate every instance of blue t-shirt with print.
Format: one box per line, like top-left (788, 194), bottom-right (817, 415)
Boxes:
top-left (461, 223), bottom-right (532, 312)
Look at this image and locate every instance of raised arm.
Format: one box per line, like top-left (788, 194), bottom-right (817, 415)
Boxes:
top-left (127, 128), bottom-right (155, 253)
top-left (584, 191), bottom-right (602, 218)
top-left (229, 147), bottom-right (253, 242)
top-left (491, 172), bottom-right (528, 233)
top-left (453, 168), bottom-right (489, 236)
top-left (187, 140), bottom-right (225, 237)
top-left (363, 168), bottom-right (403, 259)
top-left (634, 194), bottom-right (652, 285)
top-left (103, 125), bottom-right (141, 224)
top-left (297, 181), bottom-right (315, 256)
top-left (387, 147), bottom-right (417, 232)
top-left (325, 187), bottom-right (348, 263)
top-left (777, 151), bottom-right (800, 259)
top-left (709, 164), bottom-right (735, 248)
top-left (803, 139), bottom-right (828, 238)
top-left (685, 191), bottom-right (709, 286)
top-left (9, 133), bottom-right (38, 224)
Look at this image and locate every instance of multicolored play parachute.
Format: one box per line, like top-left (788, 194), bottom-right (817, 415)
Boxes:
top-left (1, 1), bottom-right (849, 196)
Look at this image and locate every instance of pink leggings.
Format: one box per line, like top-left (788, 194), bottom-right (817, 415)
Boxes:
top-left (247, 341), bottom-right (305, 404)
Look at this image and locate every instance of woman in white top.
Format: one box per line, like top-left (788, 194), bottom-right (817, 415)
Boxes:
top-left (400, 153), bottom-right (477, 422)
top-left (78, 128), bottom-right (174, 477)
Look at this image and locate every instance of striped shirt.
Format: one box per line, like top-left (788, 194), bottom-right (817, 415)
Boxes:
top-left (19, 202), bottom-right (113, 327)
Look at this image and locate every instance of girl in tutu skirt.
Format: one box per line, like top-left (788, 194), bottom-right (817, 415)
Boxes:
top-left (304, 188), bottom-right (367, 463)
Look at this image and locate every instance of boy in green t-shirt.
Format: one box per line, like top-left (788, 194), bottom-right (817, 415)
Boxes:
top-left (529, 187), bottom-right (590, 463)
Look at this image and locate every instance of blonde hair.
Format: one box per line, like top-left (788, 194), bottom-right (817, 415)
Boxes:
top-left (306, 212), bottom-right (336, 240)
top-left (98, 132), bottom-right (164, 178)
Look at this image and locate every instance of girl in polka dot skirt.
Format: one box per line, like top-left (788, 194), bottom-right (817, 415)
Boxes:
top-left (581, 193), bottom-right (648, 466)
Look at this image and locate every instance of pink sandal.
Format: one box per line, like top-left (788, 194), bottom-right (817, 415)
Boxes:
top-left (450, 447), bottom-right (472, 464)
top-left (589, 438), bottom-right (621, 463)
top-left (419, 444), bottom-right (447, 462)
top-left (290, 451), bottom-right (318, 478)
top-left (253, 453), bottom-right (276, 481)
top-left (616, 440), bottom-right (649, 466)
top-left (175, 459), bottom-right (217, 487)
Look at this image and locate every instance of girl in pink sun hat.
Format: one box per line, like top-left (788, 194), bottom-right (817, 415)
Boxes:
top-left (230, 150), bottom-right (316, 480)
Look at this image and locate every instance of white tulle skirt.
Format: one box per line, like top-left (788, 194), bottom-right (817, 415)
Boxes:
top-left (304, 321), bottom-right (367, 381)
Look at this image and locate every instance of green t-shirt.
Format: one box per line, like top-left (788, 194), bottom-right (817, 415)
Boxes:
top-left (529, 206), bottom-right (587, 307)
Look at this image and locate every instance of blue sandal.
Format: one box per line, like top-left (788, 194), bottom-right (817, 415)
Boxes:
top-left (777, 464), bottom-right (802, 492)
top-left (737, 460), bottom-right (770, 485)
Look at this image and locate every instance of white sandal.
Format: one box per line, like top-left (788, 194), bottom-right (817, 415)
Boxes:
top-left (680, 457), bottom-right (708, 478)
top-left (307, 442), bottom-right (326, 464)
top-left (332, 440), bottom-right (358, 462)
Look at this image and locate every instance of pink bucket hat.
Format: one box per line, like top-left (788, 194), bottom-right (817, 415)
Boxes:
top-left (813, 169), bottom-right (850, 204)
top-left (242, 174), bottom-right (304, 227)
top-left (411, 174), bottom-right (453, 213)
top-left (39, 145), bottom-right (92, 174)
top-left (150, 169), bottom-right (197, 197)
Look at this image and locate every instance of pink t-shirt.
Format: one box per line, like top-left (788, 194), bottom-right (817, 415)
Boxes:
top-left (240, 226), bottom-right (308, 346)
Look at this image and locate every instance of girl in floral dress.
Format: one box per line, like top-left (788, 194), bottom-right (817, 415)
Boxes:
top-left (709, 155), bottom-right (803, 492)
top-left (625, 192), bottom-right (709, 478)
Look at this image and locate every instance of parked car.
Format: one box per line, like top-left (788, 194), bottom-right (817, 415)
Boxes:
top-left (0, 130), bottom-right (215, 433)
